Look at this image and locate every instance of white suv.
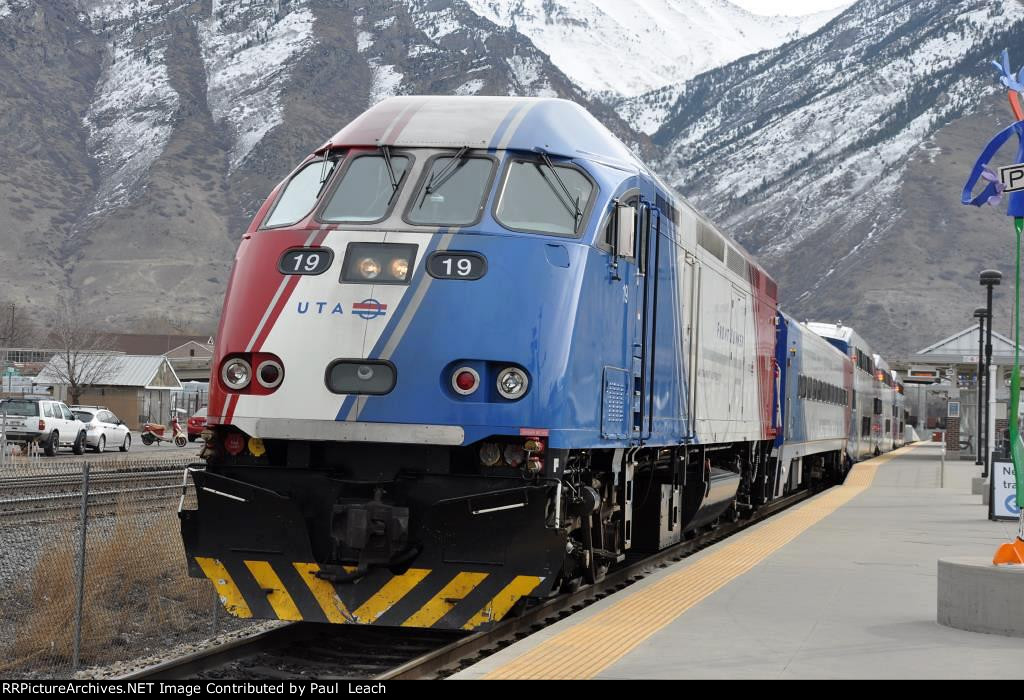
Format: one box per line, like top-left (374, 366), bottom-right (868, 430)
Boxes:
top-left (0, 398), bottom-right (87, 456)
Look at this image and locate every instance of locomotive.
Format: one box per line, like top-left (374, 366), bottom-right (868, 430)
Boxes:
top-left (181, 96), bottom-right (899, 630)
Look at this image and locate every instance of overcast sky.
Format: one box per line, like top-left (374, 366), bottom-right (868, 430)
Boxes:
top-left (731, 0), bottom-right (852, 15)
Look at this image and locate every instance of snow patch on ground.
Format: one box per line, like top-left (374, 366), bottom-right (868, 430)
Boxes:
top-left (0, 0), bottom-right (27, 19)
top-left (357, 30), bottom-right (373, 52)
top-left (455, 78), bottom-right (486, 95)
top-left (198, 0), bottom-right (316, 170)
top-left (507, 54), bottom-right (557, 97)
top-left (369, 64), bottom-right (403, 105)
top-left (83, 44), bottom-right (180, 212)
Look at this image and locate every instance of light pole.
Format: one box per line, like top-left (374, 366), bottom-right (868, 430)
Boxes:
top-left (981, 269), bottom-right (1002, 476)
top-left (975, 306), bottom-right (988, 466)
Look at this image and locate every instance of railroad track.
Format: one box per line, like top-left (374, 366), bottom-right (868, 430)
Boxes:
top-left (0, 469), bottom-right (186, 493)
top-left (0, 469), bottom-right (189, 523)
top-left (0, 485), bottom-right (185, 523)
top-left (123, 486), bottom-right (818, 681)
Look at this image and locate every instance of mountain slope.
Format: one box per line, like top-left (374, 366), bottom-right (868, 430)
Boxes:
top-left (462, 0), bottom-right (843, 97)
top-left (654, 0), bottom-right (1024, 354)
top-left (0, 0), bottom-right (647, 333)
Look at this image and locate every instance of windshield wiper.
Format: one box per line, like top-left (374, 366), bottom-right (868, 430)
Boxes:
top-left (380, 145), bottom-right (401, 204)
top-left (537, 152), bottom-right (582, 231)
top-left (424, 147), bottom-right (469, 196)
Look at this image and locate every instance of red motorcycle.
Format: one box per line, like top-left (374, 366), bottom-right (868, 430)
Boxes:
top-left (141, 415), bottom-right (188, 447)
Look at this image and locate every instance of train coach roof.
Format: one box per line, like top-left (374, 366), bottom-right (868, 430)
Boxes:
top-left (322, 96), bottom-right (642, 167)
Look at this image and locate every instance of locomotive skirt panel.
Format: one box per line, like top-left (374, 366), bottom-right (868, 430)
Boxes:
top-left (193, 556), bottom-right (543, 630)
top-left (182, 469), bottom-right (562, 630)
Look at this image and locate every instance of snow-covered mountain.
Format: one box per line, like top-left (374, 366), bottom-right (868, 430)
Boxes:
top-left (1, 0), bottom-right (1022, 353)
top-left (655, 0), bottom-right (1024, 353)
top-left (462, 0), bottom-right (844, 98)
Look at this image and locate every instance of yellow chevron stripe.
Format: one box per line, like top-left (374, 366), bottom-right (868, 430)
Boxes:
top-left (244, 560), bottom-right (303, 621)
top-left (195, 557), bottom-right (252, 619)
top-left (403, 571), bottom-right (489, 628)
top-left (351, 568), bottom-right (431, 624)
top-left (293, 562), bottom-right (354, 623)
top-left (463, 575), bottom-right (543, 630)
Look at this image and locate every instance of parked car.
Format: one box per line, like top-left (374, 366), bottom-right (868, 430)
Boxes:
top-left (188, 407), bottom-right (208, 442)
top-left (71, 405), bottom-right (131, 453)
top-left (0, 397), bottom-right (87, 456)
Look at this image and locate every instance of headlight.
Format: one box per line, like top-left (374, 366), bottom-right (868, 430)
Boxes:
top-left (221, 358), bottom-right (252, 390)
top-left (357, 257), bottom-right (381, 279)
top-left (496, 367), bottom-right (529, 400)
top-left (342, 243), bottom-right (417, 284)
top-left (390, 257), bottom-right (409, 280)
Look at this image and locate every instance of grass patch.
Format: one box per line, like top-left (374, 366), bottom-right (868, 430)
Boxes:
top-left (2, 498), bottom-right (216, 676)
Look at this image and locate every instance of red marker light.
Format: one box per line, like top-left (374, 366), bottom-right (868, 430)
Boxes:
top-left (224, 433), bottom-right (245, 456)
top-left (451, 367), bottom-right (480, 395)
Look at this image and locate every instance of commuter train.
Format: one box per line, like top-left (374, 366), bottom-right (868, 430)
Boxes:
top-left (181, 97), bottom-right (902, 631)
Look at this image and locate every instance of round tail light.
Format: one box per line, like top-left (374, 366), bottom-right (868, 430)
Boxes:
top-left (221, 358), bottom-right (252, 391)
top-left (451, 367), bottom-right (480, 395)
top-left (256, 359), bottom-right (284, 389)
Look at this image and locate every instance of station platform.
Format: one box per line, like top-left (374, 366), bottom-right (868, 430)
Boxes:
top-left (453, 443), bottom-right (1024, 679)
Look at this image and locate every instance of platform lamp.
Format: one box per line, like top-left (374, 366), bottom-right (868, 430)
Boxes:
top-left (975, 307), bottom-right (988, 466)
top-left (980, 269), bottom-right (1002, 476)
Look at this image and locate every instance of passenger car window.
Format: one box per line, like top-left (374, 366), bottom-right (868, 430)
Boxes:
top-left (321, 154), bottom-right (410, 223)
top-left (264, 158), bottom-right (339, 228)
top-left (406, 156), bottom-right (494, 226)
top-left (61, 405), bottom-right (75, 421)
top-left (45, 403), bottom-right (57, 419)
top-left (495, 160), bottom-right (594, 236)
top-left (74, 411), bottom-right (95, 423)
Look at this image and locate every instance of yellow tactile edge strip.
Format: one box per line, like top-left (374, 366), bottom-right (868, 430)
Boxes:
top-left (483, 443), bottom-right (923, 680)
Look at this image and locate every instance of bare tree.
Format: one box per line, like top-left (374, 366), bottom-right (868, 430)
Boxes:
top-left (45, 298), bottom-right (118, 405)
top-left (0, 300), bottom-right (38, 348)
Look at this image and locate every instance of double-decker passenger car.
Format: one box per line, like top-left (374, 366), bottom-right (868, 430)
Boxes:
top-left (771, 313), bottom-right (852, 497)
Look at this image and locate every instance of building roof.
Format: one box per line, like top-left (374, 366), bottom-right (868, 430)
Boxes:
top-left (104, 333), bottom-right (214, 356)
top-left (164, 340), bottom-right (214, 359)
top-left (34, 354), bottom-right (182, 390)
top-left (915, 324), bottom-right (1023, 361)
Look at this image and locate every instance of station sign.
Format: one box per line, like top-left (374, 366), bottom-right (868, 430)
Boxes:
top-left (1000, 163), bottom-right (1024, 193)
top-left (992, 461), bottom-right (1020, 520)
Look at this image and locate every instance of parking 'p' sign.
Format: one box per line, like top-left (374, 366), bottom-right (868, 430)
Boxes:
top-left (999, 163), bottom-right (1024, 192)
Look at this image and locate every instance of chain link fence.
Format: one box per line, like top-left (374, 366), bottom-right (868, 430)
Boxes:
top-left (0, 455), bottom-right (255, 678)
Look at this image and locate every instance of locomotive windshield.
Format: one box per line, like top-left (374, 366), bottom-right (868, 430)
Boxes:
top-left (321, 154), bottom-right (410, 223)
top-left (495, 160), bottom-right (593, 235)
top-left (263, 157), bottom-right (338, 228)
top-left (406, 155), bottom-right (495, 226)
